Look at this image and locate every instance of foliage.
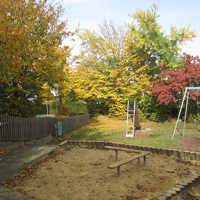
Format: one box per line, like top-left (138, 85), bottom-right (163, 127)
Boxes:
top-left (63, 92), bottom-right (88, 116)
top-left (40, 46), bottom-right (72, 116)
top-left (72, 6), bottom-right (195, 118)
top-left (127, 5), bottom-right (195, 78)
top-left (147, 54), bottom-right (200, 120)
top-left (138, 95), bottom-right (177, 121)
top-left (149, 54), bottom-right (200, 105)
top-left (0, 0), bottom-right (72, 116)
top-left (73, 21), bottom-right (150, 117)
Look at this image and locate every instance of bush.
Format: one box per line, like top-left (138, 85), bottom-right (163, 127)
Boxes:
top-left (86, 100), bottom-right (109, 117)
top-left (138, 95), bottom-right (176, 122)
top-left (64, 100), bottom-right (88, 116)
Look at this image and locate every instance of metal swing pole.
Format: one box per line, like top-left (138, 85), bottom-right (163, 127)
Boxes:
top-left (171, 88), bottom-right (188, 139)
top-left (197, 96), bottom-right (200, 131)
top-left (183, 91), bottom-right (190, 136)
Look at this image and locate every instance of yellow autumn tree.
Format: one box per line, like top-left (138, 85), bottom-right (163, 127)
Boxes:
top-left (73, 6), bottom-right (195, 117)
top-left (40, 46), bottom-right (72, 115)
top-left (73, 21), bottom-right (150, 117)
top-left (0, 0), bottom-right (72, 116)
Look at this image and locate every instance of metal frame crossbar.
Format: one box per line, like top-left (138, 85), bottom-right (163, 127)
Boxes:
top-left (171, 86), bottom-right (200, 139)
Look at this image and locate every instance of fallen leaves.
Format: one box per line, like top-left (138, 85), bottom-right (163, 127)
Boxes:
top-left (3, 148), bottom-right (68, 189)
top-left (0, 149), bottom-right (9, 156)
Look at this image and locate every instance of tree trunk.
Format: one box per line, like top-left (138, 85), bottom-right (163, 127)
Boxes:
top-left (135, 107), bottom-right (141, 130)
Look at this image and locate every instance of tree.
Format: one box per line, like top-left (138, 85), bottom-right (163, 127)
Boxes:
top-left (149, 54), bottom-right (200, 105)
top-left (127, 5), bottom-right (196, 79)
top-left (73, 21), bottom-right (149, 117)
top-left (0, 0), bottom-right (72, 116)
top-left (144, 54), bottom-right (200, 121)
top-left (73, 6), bottom-right (196, 118)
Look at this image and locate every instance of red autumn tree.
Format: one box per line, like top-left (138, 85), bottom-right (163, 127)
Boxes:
top-left (149, 54), bottom-right (200, 105)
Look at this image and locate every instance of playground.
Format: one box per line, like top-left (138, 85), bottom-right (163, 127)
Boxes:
top-left (68, 115), bottom-right (200, 152)
top-left (1, 88), bottom-right (200, 200)
top-left (11, 146), bottom-right (199, 200)
top-left (1, 1), bottom-right (200, 199)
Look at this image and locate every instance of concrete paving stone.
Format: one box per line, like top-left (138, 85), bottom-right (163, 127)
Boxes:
top-left (0, 185), bottom-right (36, 200)
top-left (0, 145), bottom-right (57, 182)
top-left (0, 144), bottom-right (58, 200)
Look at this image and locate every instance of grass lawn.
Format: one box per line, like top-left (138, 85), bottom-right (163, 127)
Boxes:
top-left (68, 115), bottom-right (200, 152)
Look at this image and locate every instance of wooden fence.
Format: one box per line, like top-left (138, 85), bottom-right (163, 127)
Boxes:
top-left (0, 114), bottom-right (89, 141)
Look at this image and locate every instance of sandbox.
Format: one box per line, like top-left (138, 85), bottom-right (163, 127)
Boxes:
top-left (11, 145), bottom-right (200, 200)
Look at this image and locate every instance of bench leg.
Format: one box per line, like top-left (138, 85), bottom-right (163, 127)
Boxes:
top-left (144, 155), bottom-right (146, 165)
top-left (115, 150), bottom-right (118, 161)
top-left (117, 166), bottom-right (120, 176)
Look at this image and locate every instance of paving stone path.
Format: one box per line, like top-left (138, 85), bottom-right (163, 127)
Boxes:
top-left (0, 144), bottom-right (58, 200)
top-left (0, 185), bottom-right (36, 200)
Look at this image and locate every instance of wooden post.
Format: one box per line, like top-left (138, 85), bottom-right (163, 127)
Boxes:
top-left (117, 166), bottom-right (120, 176)
top-left (115, 150), bottom-right (118, 160)
top-left (144, 155), bottom-right (146, 165)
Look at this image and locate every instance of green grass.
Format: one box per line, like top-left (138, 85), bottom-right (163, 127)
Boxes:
top-left (69, 127), bottom-right (179, 149)
top-left (64, 100), bottom-right (88, 116)
top-left (68, 115), bottom-right (200, 151)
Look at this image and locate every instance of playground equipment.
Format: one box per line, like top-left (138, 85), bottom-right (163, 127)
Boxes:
top-left (125, 100), bottom-right (137, 138)
top-left (105, 146), bottom-right (150, 176)
top-left (171, 87), bottom-right (200, 139)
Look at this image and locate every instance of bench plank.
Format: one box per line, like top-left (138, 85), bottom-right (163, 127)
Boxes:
top-left (108, 152), bottom-right (150, 169)
top-left (108, 152), bottom-right (150, 176)
top-left (104, 146), bottom-right (142, 154)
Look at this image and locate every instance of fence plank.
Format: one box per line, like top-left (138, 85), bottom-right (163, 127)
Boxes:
top-left (0, 114), bottom-right (89, 141)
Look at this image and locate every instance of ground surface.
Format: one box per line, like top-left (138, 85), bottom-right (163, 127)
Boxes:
top-left (0, 145), bottom-right (57, 183)
top-left (0, 142), bottom-right (24, 156)
top-left (13, 146), bottom-right (199, 200)
top-left (0, 185), bottom-right (36, 200)
top-left (0, 144), bottom-right (57, 200)
top-left (180, 136), bottom-right (200, 152)
top-left (171, 184), bottom-right (200, 200)
top-left (69, 115), bottom-right (200, 151)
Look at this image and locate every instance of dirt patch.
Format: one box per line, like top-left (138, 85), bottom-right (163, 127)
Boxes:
top-left (180, 136), bottom-right (200, 152)
top-left (134, 128), bottom-right (152, 139)
top-left (13, 147), bottom-right (199, 200)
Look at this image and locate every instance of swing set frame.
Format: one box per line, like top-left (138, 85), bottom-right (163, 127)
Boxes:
top-left (171, 86), bottom-right (200, 139)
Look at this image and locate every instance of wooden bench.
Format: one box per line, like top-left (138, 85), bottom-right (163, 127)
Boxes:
top-left (108, 152), bottom-right (150, 176)
top-left (104, 146), bottom-right (142, 161)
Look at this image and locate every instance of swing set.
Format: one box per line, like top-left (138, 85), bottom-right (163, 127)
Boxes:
top-left (125, 100), bottom-right (137, 138)
top-left (171, 87), bottom-right (200, 139)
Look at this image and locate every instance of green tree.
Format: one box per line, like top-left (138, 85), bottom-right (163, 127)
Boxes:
top-left (127, 5), bottom-right (195, 78)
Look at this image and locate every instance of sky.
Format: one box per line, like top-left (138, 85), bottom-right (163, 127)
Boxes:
top-left (62, 0), bottom-right (200, 56)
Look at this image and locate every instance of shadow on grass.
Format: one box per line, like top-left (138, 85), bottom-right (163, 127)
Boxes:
top-left (69, 128), bottom-right (122, 141)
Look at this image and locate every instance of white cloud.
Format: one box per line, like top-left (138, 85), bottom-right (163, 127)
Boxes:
top-left (64, 0), bottom-right (98, 4)
top-left (181, 37), bottom-right (200, 57)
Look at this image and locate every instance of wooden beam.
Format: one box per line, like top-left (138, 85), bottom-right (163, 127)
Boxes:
top-left (104, 146), bottom-right (142, 154)
top-left (108, 152), bottom-right (150, 169)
